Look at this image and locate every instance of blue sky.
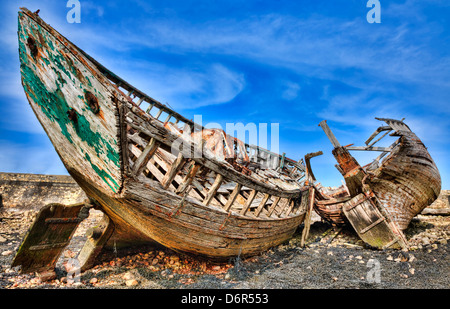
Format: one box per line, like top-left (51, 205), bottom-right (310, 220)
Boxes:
top-left (0, 0), bottom-right (449, 189)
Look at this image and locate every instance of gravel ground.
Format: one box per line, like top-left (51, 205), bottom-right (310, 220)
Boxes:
top-left (0, 205), bottom-right (448, 290)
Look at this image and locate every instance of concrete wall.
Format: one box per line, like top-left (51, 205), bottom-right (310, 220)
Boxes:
top-left (0, 172), bottom-right (87, 210)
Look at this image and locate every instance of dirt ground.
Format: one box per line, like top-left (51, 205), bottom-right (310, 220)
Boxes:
top-left (0, 204), bottom-right (448, 290)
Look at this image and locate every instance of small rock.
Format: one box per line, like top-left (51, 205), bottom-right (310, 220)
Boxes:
top-left (0, 235), bottom-right (7, 243)
top-left (126, 279), bottom-right (138, 287)
top-left (439, 239), bottom-right (447, 245)
top-left (123, 272), bottom-right (134, 281)
top-left (409, 268), bottom-right (415, 275)
top-left (355, 256), bottom-right (363, 260)
top-left (1, 250), bottom-right (12, 256)
top-left (327, 251), bottom-right (333, 256)
top-left (422, 237), bottom-right (430, 246)
top-left (89, 278), bottom-right (98, 284)
top-left (387, 255), bottom-right (393, 261)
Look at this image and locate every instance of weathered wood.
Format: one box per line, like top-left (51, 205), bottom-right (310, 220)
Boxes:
top-left (267, 196), bottom-right (281, 217)
top-left (319, 120), bottom-right (340, 147)
top-left (224, 183), bottom-right (242, 212)
top-left (132, 138), bottom-right (160, 176)
top-left (11, 202), bottom-right (86, 277)
top-left (176, 163), bottom-right (201, 194)
top-left (240, 190), bottom-right (257, 216)
top-left (161, 152), bottom-right (187, 189)
top-left (203, 174), bottom-right (224, 206)
top-left (254, 193), bottom-right (270, 217)
top-left (346, 146), bottom-right (392, 152)
top-left (342, 194), bottom-right (407, 249)
top-left (421, 208), bottom-right (450, 216)
top-left (78, 214), bottom-right (115, 271)
top-left (300, 187), bottom-right (314, 247)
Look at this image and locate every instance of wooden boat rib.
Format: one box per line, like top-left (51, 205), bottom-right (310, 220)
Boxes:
top-left (13, 8), bottom-right (311, 275)
top-left (311, 118), bottom-right (441, 249)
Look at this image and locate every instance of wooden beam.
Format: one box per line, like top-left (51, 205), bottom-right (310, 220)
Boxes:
top-left (202, 174), bottom-right (224, 206)
top-left (161, 152), bottom-right (187, 189)
top-left (176, 163), bottom-right (200, 194)
top-left (136, 97), bottom-right (144, 106)
top-left (132, 138), bottom-right (159, 176)
top-left (345, 146), bottom-right (392, 152)
top-left (254, 193), bottom-right (270, 217)
top-left (267, 196), bottom-right (281, 217)
top-left (318, 120), bottom-right (340, 148)
top-left (223, 183), bottom-right (242, 212)
top-left (240, 190), bottom-right (257, 216)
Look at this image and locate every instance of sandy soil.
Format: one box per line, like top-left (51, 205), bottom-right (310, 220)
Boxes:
top-left (0, 206), bottom-right (448, 290)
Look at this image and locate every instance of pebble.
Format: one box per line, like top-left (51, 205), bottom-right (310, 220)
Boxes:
top-left (89, 278), bottom-right (98, 284)
top-left (123, 272), bottom-right (134, 281)
top-left (0, 235), bottom-right (7, 243)
top-left (125, 279), bottom-right (139, 287)
top-left (1, 250), bottom-right (12, 256)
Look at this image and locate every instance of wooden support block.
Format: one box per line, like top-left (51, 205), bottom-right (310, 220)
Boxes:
top-left (254, 193), bottom-right (270, 217)
top-left (132, 138), bottom-right (160, 176)
top-left (240, 190), bottom-right (257, 216)
top-left (301, 187), bottom-right (315, 247)
top-left (78, 214), bottom-right (115, 272)
top-left (161, 152), bottom-right (187, 189)
top-left (223, 183), bottom-right (242, 212)
top-left (203, 174), bottom-right (224, 206)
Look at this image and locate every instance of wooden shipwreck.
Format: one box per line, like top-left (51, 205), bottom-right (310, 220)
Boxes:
top-left (311, 119), bottom-right (441, 249)
top-left (12, 8), bottom-right (441, 279)
top-left (12, 8), bottom-right (312, 278)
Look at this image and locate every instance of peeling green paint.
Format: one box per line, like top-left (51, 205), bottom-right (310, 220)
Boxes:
top-left (85, 153), bottom-right (120, 192)
top-left (18, 14), bottom-right (121, 193)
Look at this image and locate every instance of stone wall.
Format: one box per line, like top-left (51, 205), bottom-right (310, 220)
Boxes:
top-left (0, 172), bottom-right (87, 210)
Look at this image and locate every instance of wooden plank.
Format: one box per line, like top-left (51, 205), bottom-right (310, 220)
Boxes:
top-left (346, 146), bottom-right (392, 152)
top-left (360, 217), bottom-right (385, 234)
top-left (300, 187), bottom-right (314, 247)
top-left (267, 196), bottom-right (281, 217)
top-left (223, 183), bottom-right (242, 212)
top-left (240, 190), bottom-right (257, 216)
top-left (176, 163), bottom-right (201, 194)
top-left (161, 152), bottom-right (187, 189)
top-left (365, 126), bottom-right (391, 145)
top-left (342, 194), bottom-right (406, 249)
top-left (11, 202), bottom-right (86, 276)
top-left (132, 138), bottom-right (160, 176)
top-left (318, 120), bottom-right (341, 147)
top-left (203, 174), bottom-right (224, 206)
top-left (254, 194), bottom-right (270, 217)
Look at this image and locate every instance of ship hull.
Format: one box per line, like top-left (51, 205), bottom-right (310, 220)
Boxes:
top-left (17, 8), bottom-right (308, 260)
